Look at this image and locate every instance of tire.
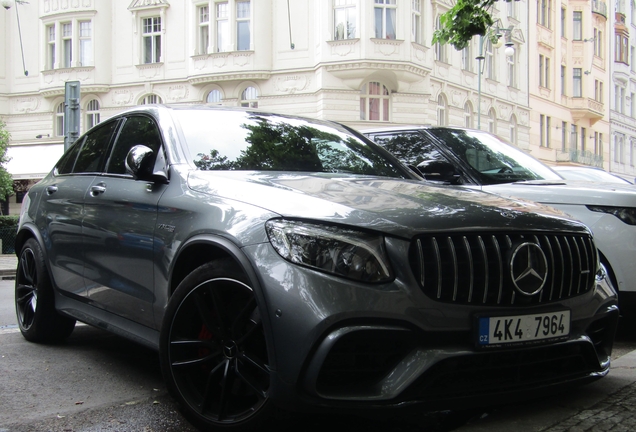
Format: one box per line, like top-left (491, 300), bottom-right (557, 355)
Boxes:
top-left (160, 260), bottom-right (272, 432)
top-left (15, 238), bottom-right (76, 343)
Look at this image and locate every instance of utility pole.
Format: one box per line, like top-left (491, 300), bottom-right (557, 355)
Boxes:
top-left (64, 81), bottom-right (80, 151)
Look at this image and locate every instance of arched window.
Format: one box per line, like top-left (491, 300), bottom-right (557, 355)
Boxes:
top-left (437, 94), bottom-right (447, 126)
top-left (240, 86), bottom-right (258, 108)
top-left (86, 99), bottom-right (101, 130)
top-left (360, 81), bottom-right (390, 121)
top-left (206, 89), bottom-right (222, 104)
top-left (140, 94), bottom-right (163, 105)
top-left (464, 102), bottom-right (473, 129)
top-left (56, 103), bottom-right (65, 137)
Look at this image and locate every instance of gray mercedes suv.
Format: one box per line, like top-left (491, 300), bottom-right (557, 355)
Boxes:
top-left (15, 105), bottom-right (618, 431)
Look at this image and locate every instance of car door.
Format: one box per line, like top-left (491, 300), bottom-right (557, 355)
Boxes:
top-left (36, 120), bottom-right (119, 297)
top-left (83, 114), bottom-right (168, 327)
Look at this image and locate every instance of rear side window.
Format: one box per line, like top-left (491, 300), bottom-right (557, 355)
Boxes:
top-left (106, 116), bottom-right (163, 175)
top-left (54, 137), bottom-right (84, 175)
top-left (72, 121), bottom-right (119, 174)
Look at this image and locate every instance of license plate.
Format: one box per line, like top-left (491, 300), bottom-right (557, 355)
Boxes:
top-left (477, 311), bottom-right (570, 347)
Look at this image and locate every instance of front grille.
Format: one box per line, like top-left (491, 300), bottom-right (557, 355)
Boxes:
top-left (410, 232), bottom-right (597, 306)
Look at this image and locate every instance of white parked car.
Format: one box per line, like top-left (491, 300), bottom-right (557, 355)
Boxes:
top-left (553, 166), bottom-right (634, 185)
top-left (363, 126), bottom-right (636, 320)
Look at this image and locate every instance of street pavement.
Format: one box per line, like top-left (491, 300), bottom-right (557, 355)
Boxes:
top-left (2, 252), bottom-right (636, 431)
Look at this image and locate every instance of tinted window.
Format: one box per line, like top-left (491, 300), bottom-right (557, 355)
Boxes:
top-left (370, 132), bottom-right (447, 167)
top-left (173, 109), bottom-right (409, 178)
top-left (424, 129), bottom-right (562, 184)
top-left (72, 121), bottom-right (119, 174)
top-left (54, 137), bottom-right (84, 175)
top-left (106, 116), bottom-right (162, 175)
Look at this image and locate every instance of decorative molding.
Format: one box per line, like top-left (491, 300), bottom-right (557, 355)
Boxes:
top-left (371, 38), bottom-right (403, 56)
top-left (112, 89), bottom-right (134, 106)
top-left (188, 73), bottom-right (271, 86)
top-left (43, 0), bottom-right (93, 14)
top-left (128, 0), bottom-right (170, 11)
top-left (13, 98), bottom-right (40, 113)
top-left (168, 85), bottom-right (188, 102)
top-left (327, 38), bottom-right (360, 57)
top-left (274, 75), bottom-right (311, 94)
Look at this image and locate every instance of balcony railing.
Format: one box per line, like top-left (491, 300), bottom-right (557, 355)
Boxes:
top-left (562, 149), bottom-right (604, 167)
top-left (592, 0), bottom-right (608, 17)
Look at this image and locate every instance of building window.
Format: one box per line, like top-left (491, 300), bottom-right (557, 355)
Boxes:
top-left (570, 125), bottom-right (578, 149)
top-left (47, 25), bottom-right (56, 69)
top-left (561, 121), bottom-right (568, 151)
top-left (79, 21), bottom-right (93, 66)
top-left (507, 47), bottom-right (516, 87)
top-left (86, 99), bottom-right (100, 130)
top-left (573, 68), bottom-right (582, 97)
top-left (216, 2), bottom-right (229, 52)
top-left (508, 0), bottom-right (518, 19)
top-left (594, 80), bottom-right (603, 103)
top-left (435, 16), bottom-right (448, 62)
top-left (560, 7), bottom-right (566, 38)
top-left (485, 39), bottom-right (495, 79)
top-left (615, 133), bottom-right (624, 163)
top-left (616, 33), bottom-right (629, 63)
top-left (334, 0), bottom-right (357, 40)
top-left (561, 65), bottom-right (566, 95)
top-left (437, 94), bottom-right (447, 126)
top-left (594, 29), bottom-right (603, 58)
top-left (62, 22), bottom-right (72, 68)
top-left (140, 94), bottom-right (163, 104)
top-left (573, 11), bottom-right (582, 40)
top-left (143, 17), bottom-right (162, 63)
top-left (198, 5), bottom-right (210, 55)
top-left (360, 81), bottom-right (390, 121)
top-left (56, 102), bottom-right (65, 137)
top-left (241, 86), bottom-right (258, 108)
top-left (206, 89), bottom-right (222, 104)
top-left (461, 42), bottom-right (472, 71)
top-left (488, 108), bottom-right (496, 135)
top-left (464, 102), bottom-right (473, 128)
top-left (374, 0), bottom-right (397, 40)
top-left (580, 126), bottom-right (587, 152)
top-left (539, 0), bottom-right (551, 28)
top-left (632, 46), bottom-right (636, 72)
top-left (539, 55), bottom-right (551, 87)
top-left (236, 1), bottom-right (251, 51)
top-left (540, 115), bottom-right (551, 147)
top-left (412, 0), bottom-right (422, 44)
top-left (632, 93), bottom-right (635, 118)
top-left (509, 115), bottom-right (517, 145)
top-left (595, 132), bottom-right (603, 158)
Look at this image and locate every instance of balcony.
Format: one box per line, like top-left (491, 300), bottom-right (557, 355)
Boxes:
top-left (569, 97), bottom-right (604, 124)
top-left (592, 0), bottom-right (608, 17)
top-left (559, 149), bottom-right (604, 167)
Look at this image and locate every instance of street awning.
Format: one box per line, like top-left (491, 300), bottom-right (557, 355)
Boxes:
top-left (5, 143), bottom-right (64, 180)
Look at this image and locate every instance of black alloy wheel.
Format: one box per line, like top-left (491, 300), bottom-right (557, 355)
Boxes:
top-left (160, 261), bottom-right (271, 431)
top-left (15, 238), bottom-right (76, 343)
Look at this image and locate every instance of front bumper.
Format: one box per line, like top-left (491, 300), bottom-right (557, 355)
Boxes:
top-left (243, 239), bottom-right (619, 413)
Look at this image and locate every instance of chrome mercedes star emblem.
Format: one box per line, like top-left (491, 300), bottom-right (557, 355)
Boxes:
top-left (510, 242), bottom-right (549, 296)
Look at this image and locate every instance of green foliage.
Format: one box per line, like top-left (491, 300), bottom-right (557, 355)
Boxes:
top-left (0, 120), bottom-right (14, 203)
top-left (432, 0), bottom-right (510, 50)
top-left (0, 215), bottom-right (19, 228)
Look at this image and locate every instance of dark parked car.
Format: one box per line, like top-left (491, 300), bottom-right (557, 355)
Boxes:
top-left (16, 106), bottom-right (618, 431)
top-left (362, 126), bottom-right (636, 321)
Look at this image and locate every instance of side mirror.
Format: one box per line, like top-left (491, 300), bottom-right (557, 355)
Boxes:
top-left (125, 145), bottom-right (169, 184)
top-left (416, 160), bottom-right (463, 185)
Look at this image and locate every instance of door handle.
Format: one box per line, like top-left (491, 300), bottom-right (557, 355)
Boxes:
top-left (46, 185), bottom-right (58, 195)
top-left (90, 184), bottom-right (107, 196)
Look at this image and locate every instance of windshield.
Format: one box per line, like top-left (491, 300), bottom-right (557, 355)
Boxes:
top-left (172, 108), bottom-right (411, 179)
top-left (554, 167), bottom-right (633, 184)
top-left (425, 128), bottom-right (563, 185)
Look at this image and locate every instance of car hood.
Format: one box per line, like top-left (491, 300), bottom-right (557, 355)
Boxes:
top-left (188, 171), bottom-right (587, 238)
top-left (482, 179), bottom-right (636, 207)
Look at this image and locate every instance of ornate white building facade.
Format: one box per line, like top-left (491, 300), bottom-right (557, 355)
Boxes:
top-left (1, 0), bottom-right (531, 214)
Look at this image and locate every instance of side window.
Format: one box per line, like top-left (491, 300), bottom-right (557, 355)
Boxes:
top-left (369, 132), bottom-right (446, 167)
top-left (106, 116), bottom-right (162, 175)
top-left (72, 121), bottom-right (119, 174)
top-left (54, 137), bottom-right (85, 175)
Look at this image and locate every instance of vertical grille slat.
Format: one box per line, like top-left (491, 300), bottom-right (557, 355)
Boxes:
top-left (411, 232), bottom-right (597, 307)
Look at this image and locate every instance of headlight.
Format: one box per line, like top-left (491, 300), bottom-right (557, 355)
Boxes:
top-left (265, 220), bottom-right (393, 283)
top-left (587, 205), bottom-right (636, 225)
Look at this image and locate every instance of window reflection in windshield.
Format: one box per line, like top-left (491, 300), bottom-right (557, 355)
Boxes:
top-left (426, 129), bottom-right (562, 184)
top-left (173, 109), bottom-right (408, 178)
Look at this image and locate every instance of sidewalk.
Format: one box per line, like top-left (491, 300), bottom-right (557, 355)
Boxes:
top-left (455, 350), bottom-right (636, 431)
